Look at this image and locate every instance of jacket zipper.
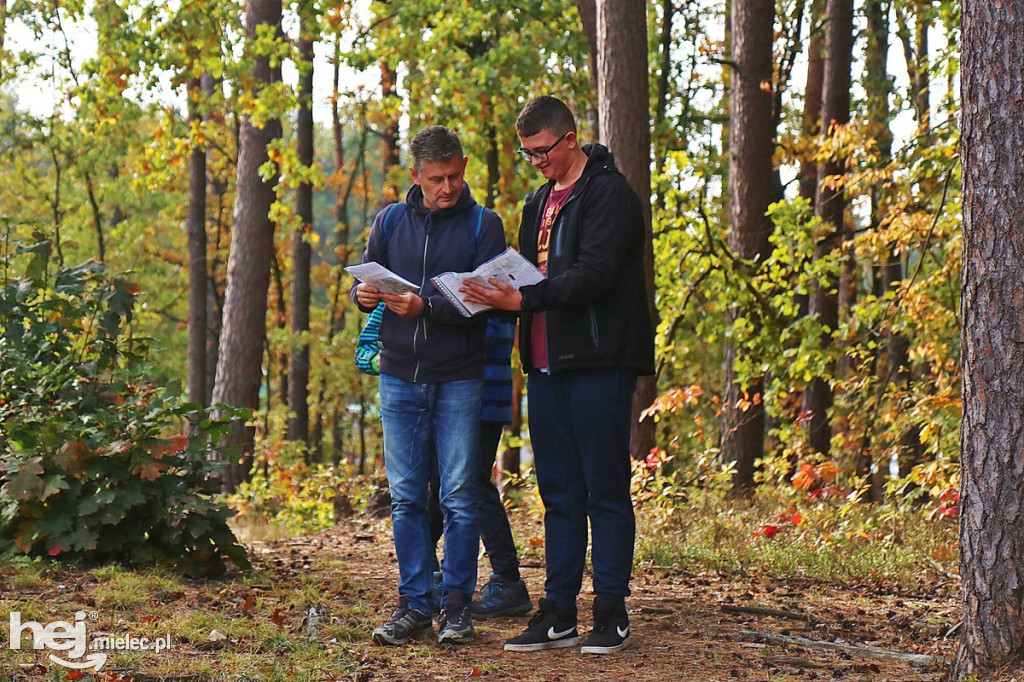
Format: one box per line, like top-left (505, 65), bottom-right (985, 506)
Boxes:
top-left (413, 222), bottom-right (431, 382)
top-left (542, 174), bottom-right (596, 367)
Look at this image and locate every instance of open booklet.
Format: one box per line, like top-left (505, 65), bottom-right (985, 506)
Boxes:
top-left (344, 262), bottom-right (419, 295)
top-left (431, 247), bottom-right (544, 317)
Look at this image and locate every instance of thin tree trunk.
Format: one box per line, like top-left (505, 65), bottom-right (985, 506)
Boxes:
top-left (83, 171), bottom-right (106, 263)
top-left (800, 0), bottom-right (853, 457)
top-left (575, 0), bottom-right (600, 135)
top-left (287, 5), bottom-right (314, 444)
top-left (798, 0), bottom-right (826, 205)
top-left (722, 0), bottom-right (775, 495)
top-left (210, 0), bottom-right (283, 494)
top-left (380, 61), bottom-right (401, 205)
top-left (597, 0), bottom-right (657, 461)
top-left (187, 76), bottom-right (208, 409)
top-left (953, 4), bottom-right (1024, 676)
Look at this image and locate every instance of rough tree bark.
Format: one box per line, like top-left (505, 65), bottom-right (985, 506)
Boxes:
top-left (951, 3), bottom-right (1024, 678)
top-left (596, 0), bottom-right (657, 461)
top-left (210, 0), bottom-right (283, 494)
top-left (721, 0), bottom-right (775, 495)
top-left (287, 4), bottom-right (314, 444)
top-left (800, 0), bottom-right (852, 457)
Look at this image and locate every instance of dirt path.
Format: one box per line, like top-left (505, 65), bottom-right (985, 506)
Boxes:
top-left (249, 515), bottom-right (957, 682)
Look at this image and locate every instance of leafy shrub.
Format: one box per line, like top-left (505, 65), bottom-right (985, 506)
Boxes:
top-left (0, 235), bottom-right (249, 576)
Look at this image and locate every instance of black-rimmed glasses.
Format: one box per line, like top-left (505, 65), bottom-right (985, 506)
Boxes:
top-left (517, 131), bottom-right (570, 163)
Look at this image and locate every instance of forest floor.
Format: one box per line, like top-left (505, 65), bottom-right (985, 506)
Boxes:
top-left (1, 511), bottom-right (962, 682)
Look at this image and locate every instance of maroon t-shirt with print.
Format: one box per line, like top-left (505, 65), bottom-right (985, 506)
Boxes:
top-left (531, 184), bottom-right (574, 370)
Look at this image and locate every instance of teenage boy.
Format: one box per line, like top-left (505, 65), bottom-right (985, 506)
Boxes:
top-left (461, 96), bottom-right (655, 654)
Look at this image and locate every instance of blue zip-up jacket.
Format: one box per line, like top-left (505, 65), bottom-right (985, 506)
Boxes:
top-left (517, 144), bottom-right (655, 376)
top-left (351, 183), bottom-right (506, 383)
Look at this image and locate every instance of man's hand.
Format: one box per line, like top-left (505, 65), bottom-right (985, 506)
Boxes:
top-left (355, 282), bottom-right (383, 309)
top-left (383, 292), bottom-right (425, 317)
top-left (461, 279), bottom-right (522, 311)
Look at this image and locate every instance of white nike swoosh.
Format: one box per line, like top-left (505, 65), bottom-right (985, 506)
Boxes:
top-left (547, 625), bottom-right (576, 640)
top-left (616, 625), bottom-right (629, 638)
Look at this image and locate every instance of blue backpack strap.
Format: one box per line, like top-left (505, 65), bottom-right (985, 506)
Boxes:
top-left (379, 202), bottom-right (407, 260)
top-left (466, 204), bottom-right (485, 265)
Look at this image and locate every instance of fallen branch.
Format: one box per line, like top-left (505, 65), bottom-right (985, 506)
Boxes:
top-left (722, 604), bottom-right (815, 623)
top-left (739, 629), bottom-right (941, 667)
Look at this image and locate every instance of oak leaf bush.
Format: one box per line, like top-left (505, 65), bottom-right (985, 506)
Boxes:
top-left (0, 236), bottom-right (249, 576)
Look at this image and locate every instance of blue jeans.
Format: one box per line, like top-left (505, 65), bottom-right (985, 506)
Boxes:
top-left (527, 369), bottom-right (637, 608)
top-left (379, 373), bottom-right (483, 612)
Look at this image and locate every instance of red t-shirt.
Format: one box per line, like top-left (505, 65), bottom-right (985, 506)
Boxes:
top-left (531, 184), bottom-right (574, 370)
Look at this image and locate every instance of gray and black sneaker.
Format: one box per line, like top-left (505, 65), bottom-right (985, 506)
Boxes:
top-left (580, 595), bottom-right (631, 654)
top-left (471, 574), bottom-right (533, 619)
top-left (437, 592), bottom-right (475, 644)
top-left (503, 598), bottom-right (579, 652)
top-left (372, 596), bottom-right (434, 646)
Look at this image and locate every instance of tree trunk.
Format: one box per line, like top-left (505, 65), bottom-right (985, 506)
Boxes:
top-left (574, 0), bottom-right (600, 135)
top-left (721, 0), bottom-right (775, 495)
top-left (951, 3), bottom-right (1024, 677)
top-left (187, 76), bottom-right (208, 410)
top-left (210, 0), bottom-right (283, 494)
top-left (798, 0), bottom-right (826, 205)
top-left (861, 0), bottom-right (896, 501)
top-left (380, 61), bottom-right (401, 205)
top-left (287, 6), bottom-right (314, 444)
top-left (800, 0), bottom-right (852, 457)
top-left (597, 0), bottom-right (657, 461)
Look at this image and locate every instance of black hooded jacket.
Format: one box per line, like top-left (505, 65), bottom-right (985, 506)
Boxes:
top-left (517, 144), bottom-right (655, 376)
top-left (351, 183), bottom-right (506, 383)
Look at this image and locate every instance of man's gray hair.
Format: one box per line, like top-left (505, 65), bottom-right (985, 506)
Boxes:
top-left (410, 125), bottom-right (464, 171)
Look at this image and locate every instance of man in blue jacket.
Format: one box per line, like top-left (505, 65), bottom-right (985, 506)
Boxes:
top-left (462, 97), bottom-right (655, 655)
top-left (351, 125), bottom-right (506, 646)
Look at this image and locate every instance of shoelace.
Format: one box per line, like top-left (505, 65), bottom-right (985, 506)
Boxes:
top-left (478, 580), bottom-right (503, 605)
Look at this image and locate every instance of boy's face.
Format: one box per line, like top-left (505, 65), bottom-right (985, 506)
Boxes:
top-left (517, 128), bottom-right (575, 182)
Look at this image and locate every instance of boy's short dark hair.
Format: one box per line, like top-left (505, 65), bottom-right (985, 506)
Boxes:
top-left (410, 125), bottom-right (464, 170)
top-left (515, 96), bottom-right (577, 138)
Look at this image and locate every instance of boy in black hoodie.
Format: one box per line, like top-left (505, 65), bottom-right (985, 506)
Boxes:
top-left (462, 97), bottom-right (655, 655)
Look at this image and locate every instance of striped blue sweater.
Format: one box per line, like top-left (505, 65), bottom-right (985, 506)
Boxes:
top-left (483, 317), bottom-right (516, 424)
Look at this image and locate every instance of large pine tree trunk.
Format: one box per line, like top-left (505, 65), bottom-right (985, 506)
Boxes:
top-left (721, 0), bottom-right (775, 495)
top-left (596, 0), bottom-right (657, 461)
top-left (952, 3), bottom-right (1024, 677)
top-left (287, 6), bottom-right (314, 444)
top-left (800, 0), bottom-right (852, 457)
top-left (211, 0), bottom-right (283, 494)
top-left (187, 76), bottom-right (208, 410)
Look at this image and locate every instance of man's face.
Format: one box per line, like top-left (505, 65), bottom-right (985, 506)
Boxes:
top-left (411, 156), bottom-right (468, 211)
top-left (517, 129), bottom-right (575, 181)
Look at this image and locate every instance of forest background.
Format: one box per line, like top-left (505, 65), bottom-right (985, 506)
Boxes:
top-left (0, 0), bottom-right (981, 677)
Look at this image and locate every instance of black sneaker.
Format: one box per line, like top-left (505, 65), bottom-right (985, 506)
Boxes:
top-left (471, 574), bottom-right (533, 619)
top-left (372, 596), bottom-right (433, 646)
top-left (580, 595), bottom-right (631, 654)
top-left (503, 598), bottom-right (579, 652)
top-left (437, 592), bottom-right (475, 644)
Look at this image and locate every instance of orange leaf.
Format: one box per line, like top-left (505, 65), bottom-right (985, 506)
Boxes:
top-left (68, 670), bottom-right (86, 680)
top-left (469, 667), bottom-right (484, 677)
top-left (243, 593), bottom-right (255, 614)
